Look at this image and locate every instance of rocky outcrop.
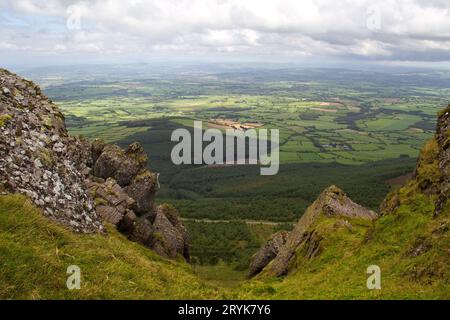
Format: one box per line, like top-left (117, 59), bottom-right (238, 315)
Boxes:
top-left (125, 171), bottom-right (159, 216)
top-left (381, 104), bottom-right (449, 217)
top-left (253, 105), bottom-right (450, 278)
top-left (0, 68), bottom-right (103, 233)
top-left (123, 204), bottom-right (189, 261)
top-left (88, 140), bottom-right (188, 260)
top-left (255, 186), bottom-right (377, 277)
top-left (0, 68), bottom-right (189, 261)
top-left (94, 143), bottom-right (148, 187)
top-left (87, 177), bottom-right (136, 225)
top-left (248, 231), bottom-right (288, 278)
top-left (152, 204), bottom-right (190, 261)
top-left (434, 105), bottom-right (449, 216)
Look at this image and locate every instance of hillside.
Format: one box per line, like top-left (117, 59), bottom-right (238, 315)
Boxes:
top-left (0, 68), bottom-right (449, 300)
top-left (236, 105), bottom-right (450, 299)
top-left (0, 194), bottom-right (217, 299)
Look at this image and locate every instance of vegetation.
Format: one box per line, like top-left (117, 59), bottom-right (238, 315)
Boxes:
top-left (2, 184), bottom-right (448, 299)
top-left (232, 137), bottom-right (450, 299)
top-left (185, 221), bottom-right (292, 270)
top-left (234, 198), bottom-right (449, 299)
top-left (23, 65), bottom-right (449, 276)
top-left (0, 194), bottom-right (218, 299)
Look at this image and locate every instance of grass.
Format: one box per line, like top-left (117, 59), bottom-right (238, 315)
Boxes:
top-left (193, 263), bottom-right (247, 289)
top-left (0, 157), bottom-right (448, 299)
top-left (232, 200), bottom-right (449, 299)
top-left (0, 194), bottom-right (218, 300)
top-left (10, 66), bottom-right (449, 298)
top-left (231, 138), bottom-right (450, 300)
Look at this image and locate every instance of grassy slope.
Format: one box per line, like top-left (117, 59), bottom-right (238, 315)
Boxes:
top-left (233, 139), bottom-right (450, 299)
top-left (0, 194), bottom-right (219, 300)
top-left (0, 187), bottom-right (448, 300)
top-left (235, 206), bottom-right (449, 299)
top-left (0, 139), bottom-right (448, 299)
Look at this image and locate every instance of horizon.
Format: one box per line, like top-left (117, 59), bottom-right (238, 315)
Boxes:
top-left (2, 0), bottom-right (450, 70)
top-left (0, 0), bottom-right (449, 304)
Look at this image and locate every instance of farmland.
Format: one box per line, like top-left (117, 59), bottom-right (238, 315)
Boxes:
top-left (22, 64), bottom-right (450, 268)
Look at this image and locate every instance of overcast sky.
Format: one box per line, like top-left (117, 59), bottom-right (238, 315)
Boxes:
top-left (1, 0), bottom-right (450, 68)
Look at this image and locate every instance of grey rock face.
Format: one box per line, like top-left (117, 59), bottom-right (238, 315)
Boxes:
top-left (129, 217), bottom-right (154, 247)
top-left (93, 143), bottom-right (148, 187)
top-left (151, 205), bottom-right (190, 261)
top-left (0, 68), bottom-right (190, 261)
top-left (125, 171), bottom-right (159, 216)
top-left (248, 231), bottom-right (289, 278)
top-left (260, 186), bottom-right (377, 277)
top-left (0, 68), bottom-right (104, 233)
top-left (436, 105), bottom-right (450, 172)
top-left (87, 177), bottom-right (136, 225)
top-left (434, 105), bottom-right (450, 216)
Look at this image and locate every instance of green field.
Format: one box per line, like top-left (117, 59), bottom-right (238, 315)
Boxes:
top-left (24, 65), bottom-right (449, 269)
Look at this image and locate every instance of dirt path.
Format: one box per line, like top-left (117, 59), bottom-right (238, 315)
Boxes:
top-left (180, 217), bottom-right (295, 226)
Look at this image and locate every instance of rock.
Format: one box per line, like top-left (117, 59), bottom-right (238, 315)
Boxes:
top-left (151, 204), bottom-right (190, 261)
top-left (67, 136), bottom-right (93, 169)
top-left (96, 205), bottom-right (124, 225)
top-left (125, 171), bottom-right (159, 216)
top-left (0, 68), bottom-right (104, 233)
top-left (93, 143), bottom-right (147, 187)
top-left (248, 231), bottom-right (289, 278)
top-left (0, 68), bottom-right (190, 262)
top-left (88, 177), bottom-right (136, 219)
top-left (129, 217), bottom-right (154, 247)
top-left (263, 186), bottom-right (377, 277)
top-left (117, 210), bottom-right (137, 235)
top-left (434, 104), bottom-right (450, 216)
top-left (91, 139), bottom-right (106, 164)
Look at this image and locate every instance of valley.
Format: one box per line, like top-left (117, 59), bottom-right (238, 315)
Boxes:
top-left (21, 64), bottom-right (450, 272)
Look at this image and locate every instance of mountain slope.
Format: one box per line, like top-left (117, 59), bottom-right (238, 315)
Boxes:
top-left (0, 193), bottom-right (217, 299)
top-left (237, 105), bottom-right (449, 299)
top-left (264, 185), bottom-right (377, 277)
top-left (0, 68), bottom-right (189, 262)
top-left (0, 67), bottom-right (448, 300)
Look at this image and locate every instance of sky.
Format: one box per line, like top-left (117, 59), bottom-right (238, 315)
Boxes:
top-left (1, 0), bottom-right (450, 69)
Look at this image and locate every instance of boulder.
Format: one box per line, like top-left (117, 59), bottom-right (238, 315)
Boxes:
top-left (88, 177), bottom-right (136, 226)
top-left (263, 186), bottom-right (377, 277)
top-left (91, 138), bottom-right (106, 164)
top-left (96, 205), bottom-right (123, 225)
top-left (93, 143), bottom-right (147, 187)
top-left (125, 171), bottom-right (159, 216)
top-left (151, 204), bottom-right (190, 261)
top-left (248, 231), bottom-right (289, 278)
top-left (129, 217), bottom-right (154, 247)
top-left (117, 210), bottom-right (137, 235)
top-left (0, 68), bottom-right (104, 233)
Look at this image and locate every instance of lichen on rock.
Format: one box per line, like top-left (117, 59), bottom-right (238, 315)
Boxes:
top-left (248, 231), bottom-right (289, 278)
top-left (0, 68), bottom-right (103, 233)
top-left (0, 68), bottom-right (189, 261)
top-left (256, 185), bottom-right (377, 277)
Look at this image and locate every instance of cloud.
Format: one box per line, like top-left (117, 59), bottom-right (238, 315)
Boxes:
top-left (1, 0), bottom-right (450, 65)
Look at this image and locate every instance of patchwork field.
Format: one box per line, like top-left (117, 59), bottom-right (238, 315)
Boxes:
top-left (23, 64), bottom-right (450, 268)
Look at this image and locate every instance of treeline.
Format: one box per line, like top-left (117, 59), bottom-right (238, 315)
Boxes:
top-left (185, 221), bottom-right (291, 270)
top-left (159, 158), bottom-right (417, 222)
